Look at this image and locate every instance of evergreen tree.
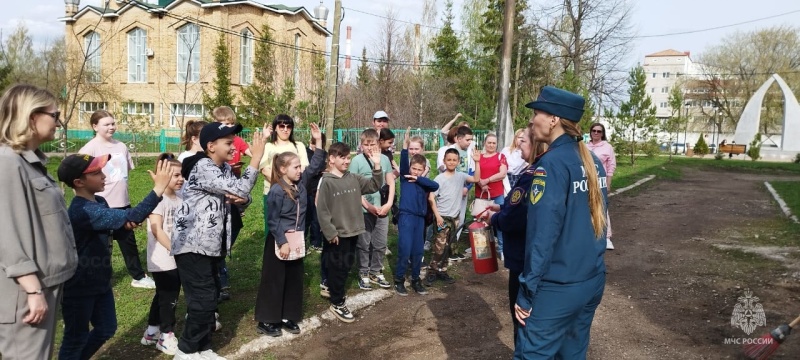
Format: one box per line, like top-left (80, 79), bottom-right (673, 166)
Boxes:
top-left (609, 66), bottom-right (658, 166)
top-left (694, 134), bottom-right (709, 155)
top-left (202, 33), bottom-right (234, 117)
top-left (665, 85), bottom-right (686, 160)
top-left (429, 0), bottom-right (465, 80)
top-left (356, 47), bottom-right (370, 87)
top-left (239, 25), bottom-right (295, 127)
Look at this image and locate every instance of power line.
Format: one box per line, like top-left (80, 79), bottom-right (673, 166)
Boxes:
top-left (632, 9), bottom-right (800, 39)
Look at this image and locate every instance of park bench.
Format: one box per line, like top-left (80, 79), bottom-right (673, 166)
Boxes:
top-left (719, 144), bottom-right (747, 155)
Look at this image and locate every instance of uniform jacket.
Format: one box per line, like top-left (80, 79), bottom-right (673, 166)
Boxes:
top-left (0, 147), bottom-right (78, 322)
top-left (172, 154), bottom-right (256, 257)
top-left (268, 149), bottom-right (326, 246)
top-left (65, 192), bottom-right (161, 297)
top-left (398, 149), bottom-right (439, 217)
top-left (517, 134), bottom-right (608, 310)
top-left (491, 158), bottom-right (540, 273)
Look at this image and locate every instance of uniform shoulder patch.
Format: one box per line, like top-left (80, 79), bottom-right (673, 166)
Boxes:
top-left (530, 177), bottom-right (545, 205)
top-left (510, 187), bottom-right (524, 205)
top-left (532, 166), bottom-right (547, 177)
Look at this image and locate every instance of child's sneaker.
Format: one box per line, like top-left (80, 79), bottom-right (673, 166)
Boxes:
top-left (411, 279), bottom-right (428, 295)
top-left (131, 275), bottom-right (156, 289)
top-left (329, 303), bottom-right (355, 323)
top-left (437, 272), bottom-right (456, 284)
top-left (156, 332), bottom-right (179, 355)
top-left (358, 275), bottom-right (372, 290)
top-left (140, 328), bottom-right (161, 346)
top-left (319, 281), bottom-right (330, 298)
top-left (369, 273), bottom-right (391, 289)
top-left (424, 272), bottom-right (437, 287)
top-left (394, 279), bottom-right (408, 296)
top-left (174, 349), bottom-right (205, 359)
top-left (448, 254), bottom-right (463, 262)
top-left (215, 312), bottom-right (222, 332)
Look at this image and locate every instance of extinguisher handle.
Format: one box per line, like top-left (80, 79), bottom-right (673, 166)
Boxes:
top-left (475, 208), bottom-right (490, 220)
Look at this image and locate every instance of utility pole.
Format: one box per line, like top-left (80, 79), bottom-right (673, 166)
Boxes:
top-left (495, 0), bottom-right (516, 148)
top-left (324, 0), bottom-right (342, 147)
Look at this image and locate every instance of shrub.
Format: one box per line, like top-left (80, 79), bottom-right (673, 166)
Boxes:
top-left (794, 153), bottom-right (800, 164)
top-left (642, 138), bottom-right (661, 157)
top-left (715, 152), bottom-right (724, 160)
top-left (747, 133), bottom-right (762, 161)
top-left (694, 134), bottom-right (709, 156)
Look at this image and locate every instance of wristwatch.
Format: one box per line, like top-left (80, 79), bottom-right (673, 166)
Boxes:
top-left (26, 289), bottom-right (43, 295)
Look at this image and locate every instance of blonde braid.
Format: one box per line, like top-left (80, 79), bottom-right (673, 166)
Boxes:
top-left (561, 120), bottom-right (607, 239)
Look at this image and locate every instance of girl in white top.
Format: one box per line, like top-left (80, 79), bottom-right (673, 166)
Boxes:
top-left (501, 129), bottom-right (529, 188)
top-left (259, 115), bottom-right (309, 234)
top-left (79, 110), bottom-right (154, 288)
top-left (177, 120), bottom-right (207, 162)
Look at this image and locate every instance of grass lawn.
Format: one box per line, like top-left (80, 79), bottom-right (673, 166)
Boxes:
top-left (770, 181), bottom-right (800, 220)
top-left (40, 150), bottom-right (798, 358)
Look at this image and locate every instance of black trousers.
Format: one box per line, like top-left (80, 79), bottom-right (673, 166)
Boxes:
top-left (254, 234), bottom-right (304, 323)
top-left (112, 206), bottom-right (145, 280)
top-left (147, 269), bottom-right (181, 334)
top-left (323, 236), bottom-right (358, 305)
top-left (508, 269), bottom-right (521, 347)
top-left (175, 253), bottom-right (220, 354)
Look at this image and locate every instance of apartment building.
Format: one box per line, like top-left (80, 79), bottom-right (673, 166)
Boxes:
top-left (60, 0), bottom-right (330, 128)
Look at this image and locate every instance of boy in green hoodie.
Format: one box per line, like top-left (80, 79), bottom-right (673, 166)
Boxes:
top-left (316, 142), bottom-right (383, 323)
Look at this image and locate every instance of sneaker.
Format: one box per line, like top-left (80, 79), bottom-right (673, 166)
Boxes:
top-left (156, 332), bottom-right (179, 355)
top-left (198, 349), bottom-right (227, 360)
top-left (437, 272), bottom-right (456, 284)
top-left (606, 239), bottom-right (615, 250)
top-left (385, 248), bottom-right (392, 256)
top-left (215, 312), bottom-right (222, 332)
top-left (411, 279), bottom-right (428, 295)
top-left (455, 253), bottom-right (466, 261)
top-left (464, 247), bottom-right (471, 254)
top-left (369, 274), bottom-right (391, 289)
top-left (329, 303), bottom-right (355, 323)
top-left (319, 281), bottom-right (330, 298)
top-left (358, 275), bottom-right (373, 290)
top-left (309, 245), bottom-right (323, 253)
top-left (448, 254), bottom-right (463, 262)
top-left (219, 288), bottom-right (231, 302)
top-left (282, 320), bottom-right (301, 335)
top-left (394, 280), bottom-right (408, 296)
top-left (141, 329), bottom-right (161, 346)
top-left (174, 349), bottom-right (205, 360)
top-left (423, 241), bottom-right (431, 251)
top-left (131, 275), bottom-right (156, 289)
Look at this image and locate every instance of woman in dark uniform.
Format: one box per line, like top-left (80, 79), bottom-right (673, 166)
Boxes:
top-left (514, 86), bottom-right (609, 359)
top-left (482, 127), bottom-right (546, 345)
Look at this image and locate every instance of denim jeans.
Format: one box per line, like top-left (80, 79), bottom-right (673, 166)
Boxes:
top-left (59, 289), bottom-right (117, 360)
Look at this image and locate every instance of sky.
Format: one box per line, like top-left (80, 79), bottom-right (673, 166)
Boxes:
top-left (2, 0), bottom-right (799, 71)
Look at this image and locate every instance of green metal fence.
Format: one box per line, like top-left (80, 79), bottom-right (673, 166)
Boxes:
top-left (44, 128), bottom-right (491, 154)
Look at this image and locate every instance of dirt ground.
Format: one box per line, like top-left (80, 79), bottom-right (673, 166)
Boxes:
top-left (260, 168), bottom-right (800, 360)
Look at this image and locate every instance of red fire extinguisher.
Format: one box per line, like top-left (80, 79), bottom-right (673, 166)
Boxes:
top-left (468, 209), bottom-right (498, 274)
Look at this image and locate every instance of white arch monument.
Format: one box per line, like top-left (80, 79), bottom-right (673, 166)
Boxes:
top-left (734, 73), bottom-right (800, 152)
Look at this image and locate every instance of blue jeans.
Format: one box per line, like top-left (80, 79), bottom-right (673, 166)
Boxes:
top-left (493, 195), bottom-right (505, 253)
top-left (59, 289), bottom-right (117, 360)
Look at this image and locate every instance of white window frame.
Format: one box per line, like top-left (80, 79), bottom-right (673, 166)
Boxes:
top-left (170, 103), bottom-right (204, 128)
top-left (78, 101), bottom-right (107, 124)
top-left (127, 28), bottom-right (147, 83)
top-left (121, 102), bottom-right (155, 125)
top-left (177, 23), bottom-right (200, 83)
top-left (85, 32), bottom-right (101, 83)
top-left (240, 28), bottom-right (253, 85)
top-left (293, 33), bottom-right (301, 85)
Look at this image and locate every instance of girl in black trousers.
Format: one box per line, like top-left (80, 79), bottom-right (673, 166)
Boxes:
top-left (255, 123), bottom-right (325, 336)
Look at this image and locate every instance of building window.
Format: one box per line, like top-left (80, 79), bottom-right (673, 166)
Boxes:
top-left (170, 103), bottom-right (203, 127)
top-left (294, 33), bottom-right (301, 85)
top-left (121, 102), bottom-right (154, 125)
top-left (663, 72), bottom-right (670, 78)
top-left (78, 101), bottom-right (107, 124)
top-left (651, 88), bottom-right (655, 93)
top-left (177, 23), bottom-right (200, 83)
top-left (661, 87), bottom-right (669, 93)
top-left (85, 32), bottom-right (101, 83)
top-left (240, 29), bottom-right (253, 85)
top-left (127, 28), bottom-right (147, 83)
top-left (652, 73), bottom-right (656, 78)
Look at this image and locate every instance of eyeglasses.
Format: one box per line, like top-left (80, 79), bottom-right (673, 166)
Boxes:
top-left (276, 123), bottom-right (293, 130)
top-left (591, 129), bottom-right (603, 133)
top-left (38, 110), bottom-right (61, 123)
top-left (374, 118), bottom-right (389, 123)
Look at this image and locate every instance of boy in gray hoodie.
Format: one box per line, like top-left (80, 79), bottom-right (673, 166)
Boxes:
top-left (316, 142), bottom-right (383, 323)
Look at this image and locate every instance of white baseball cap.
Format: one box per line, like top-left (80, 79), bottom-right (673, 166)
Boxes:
top-left (373, 110), bottom-right (389, 120)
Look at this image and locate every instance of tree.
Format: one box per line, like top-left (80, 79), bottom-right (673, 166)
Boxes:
top-left (202, 33), bottom-right (234, 115)
top-left (747, 133), bottom-right (762, 161)
top-left (664, 85), bottom-right (686, 161)
top-left (609, 66), bottom-right (658, 166)
top-left (239, 24), bottom-right (294, 128)
top-left (694, 133), bottom-right (709, 156)
top-left (428, 0), bottom-right (465, 80)
top-left (356, 47), bottom-right (371, 87)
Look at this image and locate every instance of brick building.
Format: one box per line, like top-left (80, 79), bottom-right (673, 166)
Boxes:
top-left (60, 0), bottom-right (330, 129)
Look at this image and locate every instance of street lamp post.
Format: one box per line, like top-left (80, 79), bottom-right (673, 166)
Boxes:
top-left (683, 103), bottom-right (690, 154)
